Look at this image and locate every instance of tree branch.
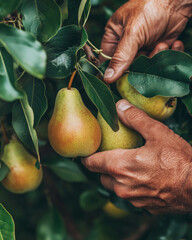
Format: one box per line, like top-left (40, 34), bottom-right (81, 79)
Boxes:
top-left (83, 44), bottom-right (100, 67)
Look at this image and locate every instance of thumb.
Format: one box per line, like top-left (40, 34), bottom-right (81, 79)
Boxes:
top-left (103, 32), bottom-right (139, 83)
top-left (116, 100), bottom-right (164, 140)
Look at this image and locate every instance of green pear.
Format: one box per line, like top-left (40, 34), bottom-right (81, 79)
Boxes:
top-left (117, 74), bottom-right (177, 121)
top-left (1, 140), bottom-right (43, 194)
top-left (97, 113), bottom-right (143, 151)
top-left (48, 88), bottom-right (101, 157)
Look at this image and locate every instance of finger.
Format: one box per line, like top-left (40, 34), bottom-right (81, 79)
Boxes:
top-left (99, 20), bottom-right (123, 64)
top-left (82, 148), bottom-right (137, 175)
top-left (116, 100), bottom-right (166, 140)
top-left (171, 40), bottom-right (184, 51)
top-left (103, 31), bottom-right (139, 83)
top-left (129, 197), bottom-right (166, 209)
top-left (100, 174), bottom-right (115, 191)
top-left (148, 42), bottom-right (169, 58)
top-left (101, 175), bottom-right (130, 199)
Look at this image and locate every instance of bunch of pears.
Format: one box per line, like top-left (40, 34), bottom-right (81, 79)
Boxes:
top-left (0, 73), bottom-right (176, 194)
top-left (48, 73), bottom-right (177, 157)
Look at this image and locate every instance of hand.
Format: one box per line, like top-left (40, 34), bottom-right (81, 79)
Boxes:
top-left (82, 100), bottom-right (192, 214)
top-left (101, 0), bottom-right (192, 83)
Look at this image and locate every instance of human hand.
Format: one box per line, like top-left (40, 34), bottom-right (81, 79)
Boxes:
top-left (101, 0), bottom-right (192, 83)
top-left (82, 100), bottom-right (192, 214)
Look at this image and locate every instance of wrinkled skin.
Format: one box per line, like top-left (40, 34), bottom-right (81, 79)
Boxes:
top-left (82, 0), bottom-right (192, 214)
top-left (101, 0), bottom-right (192, 82)
top-left (82, 101), bottom-right (192, 214)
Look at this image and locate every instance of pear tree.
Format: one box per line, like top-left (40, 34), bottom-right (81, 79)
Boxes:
top-left (0, 0), bottom-right (192, 240)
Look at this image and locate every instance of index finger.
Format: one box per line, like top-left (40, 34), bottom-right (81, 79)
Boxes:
top-left (81, 148), bottom-right (137, 175)
top-left (99, 19), bottom-right (123, 63)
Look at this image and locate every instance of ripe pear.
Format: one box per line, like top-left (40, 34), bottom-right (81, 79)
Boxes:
top-left (116, 74), bottom-right (177, 121)
top-left (103, 202), bottom-right (129, 218)
top-left (1, 140), bottom-right (43, 194)
top-left (48, 88), bottom-right (101, 157)
top-left (97, 112), bottom-right (143, 151)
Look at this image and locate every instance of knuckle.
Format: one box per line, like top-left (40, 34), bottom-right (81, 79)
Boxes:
top-left (124, 107), bottom-right (145, 123)
top-left (111, 51), bottom-right (127, 64)
top-left (148, 122), bottom-right (166, 136)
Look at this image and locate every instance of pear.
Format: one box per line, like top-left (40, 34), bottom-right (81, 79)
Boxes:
top-left (1, 140), bottom-right (43, 194)
top-left (103, 202), bottom-right (129, 218)
top-left (117, 74), bottom-right (177, 121)
top-left (48, 88), bottom-right (101, 157)
top-left (97, 112), bottom-right (143, 151)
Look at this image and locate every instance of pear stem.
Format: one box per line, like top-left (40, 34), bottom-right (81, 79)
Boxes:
top-left (68, 70), bottom-right (77, 90)
top-left (1, 120), bottom-right (9, 144)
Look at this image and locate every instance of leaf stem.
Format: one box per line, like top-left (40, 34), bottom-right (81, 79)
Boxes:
top-left (68, 70), bottom-right (77, 90)
top-left (87, 40), bottom-right (112, 60)
top-left (17, 70), bottom-right (25, 81)
top-left (1, 120), bottom-right (9, 144)
top-left (0, 20), bottom-right (17, 24)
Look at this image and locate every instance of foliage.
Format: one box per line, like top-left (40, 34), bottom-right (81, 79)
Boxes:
top-left (0, 0), bottom-right (192, 240)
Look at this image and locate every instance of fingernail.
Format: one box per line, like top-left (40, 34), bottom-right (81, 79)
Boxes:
top-left (104, 68), bottom-right (114, 79)
top-left (117, 101), bottom-right (132, 111)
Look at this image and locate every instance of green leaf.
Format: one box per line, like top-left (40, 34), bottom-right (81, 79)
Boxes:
top-left (182, 90), bottom-right (192, 115)
top-left (12, 94), bottom-right (40, 164)
top-left (37, 207), bottom-right (67, 240)
top-left (0, 0), bottom-right (21, 17)
top-left (0, 48), bottom-right (23, 101)
top-left (0, 161), bottom-right (10, 181)
top-left (0, 204), bottom-right (15, 240)
top-left (80, 189), bottom-right (107, 212)
top-left (45, 25), bottom-right (87, 78)
top-left (129, 50), bottom-right (192, 97)
top-left (0, 24), bottom-right (46, 79)
top-left (43, 154), bottom-right (87, 182)
top-left (67, 0), bottom-right (91, 26)
top-left (78, 0), bottom-right (91, 26)
top-left (20, 0), bottom-right (61, 42)
top-left (78, 70), bottom-right (118, 131)
top-left (19, 74), bottom-right (48, 127)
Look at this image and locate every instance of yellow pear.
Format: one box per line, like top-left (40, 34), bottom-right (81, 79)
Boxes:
top-left (48, 88), bottom-right (101, 157)
top-left (1, 140), bottom-right (43, 194)
top-left (116, 74), bottom-right (177, 121)
top-left (103, 202), bottom-right (129, 218)
top-left (97, 112), bottom-right (143, 151)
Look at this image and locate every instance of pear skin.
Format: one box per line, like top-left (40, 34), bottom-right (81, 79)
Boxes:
top-left (1, 140), bottom-right (43, 194)
top-left (97, 113), bottom-right (143, 151)
top-left (48, 88), bottom-right (101, 157)
top-left (103, 202), bottom-right (129, 218)
top-left (116, 74), bottom-right (177, 121)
